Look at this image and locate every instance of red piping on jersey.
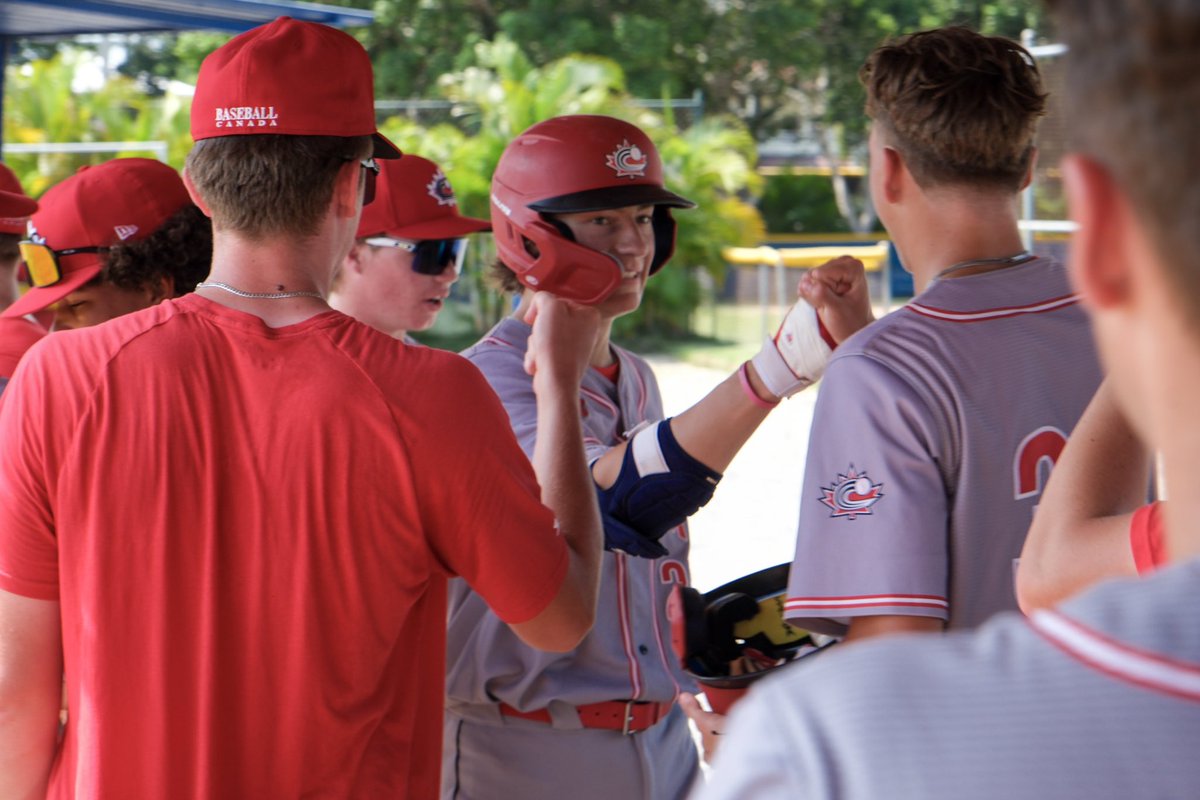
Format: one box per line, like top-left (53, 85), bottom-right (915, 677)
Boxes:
top-left (1030, 610), bottom-right (1200, 703)
top-left (904, 294), bottom-right (1080, 323)
top-left (580, 385), bottom-right (619, 419)
top-left (629, 351), bottom-right (648, 420)
top-left (614, 553), bottom-right (644, 699)
top-left (785, 594), bottom-right (949, 612)
top-left (480, 334), bottom-right (518, 349)
top-left (647, 559), bottom-right (682, 698)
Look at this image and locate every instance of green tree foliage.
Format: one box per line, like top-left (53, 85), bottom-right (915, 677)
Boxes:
top-left (379, 38), bottom-right (763, 336)
top-left (336, 0), bottom-right (711, 101)
top-left (759, 173), bottom-right (853, 235)
top-left (3, 52), bottom-right (192, 196)
top-left (116, 32), bottom-right (234, 95)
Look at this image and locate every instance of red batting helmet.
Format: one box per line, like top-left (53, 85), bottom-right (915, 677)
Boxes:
top-left (667, 564), bottom-right (835, 715)
top-left (490, 115), bottom-right (695, 305)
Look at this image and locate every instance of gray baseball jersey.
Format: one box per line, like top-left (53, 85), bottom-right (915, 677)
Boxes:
top-left (443, 316), bottom-right (700, 800)
top-left (696, 556), bottom-right (1200, 800)
top-left (786, 258), bottom-right (1102, 634)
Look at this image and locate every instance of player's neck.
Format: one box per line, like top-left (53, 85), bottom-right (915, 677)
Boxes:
top-left (201, 231), bottom-right (336, 327)
top-left (589, 320), bottom-right (617, 368)
top-left (0, 268), bottom-right (19, 309)
top-left (898, 194), bottom-right (1026, 294)
top-left (1142, 330), bottom-right (1200, 563)
top-left (1158, 432), bottom-right (1200, 564)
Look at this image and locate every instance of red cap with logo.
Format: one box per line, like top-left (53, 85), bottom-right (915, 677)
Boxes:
top-left (356, 156), bottom-right (490, 240)
top-left (190, 16), bottom-right (400, 159)
top-left (0, 163), bottom-right (37, 236)
top-left (2, 158), bottom-right (191, 319)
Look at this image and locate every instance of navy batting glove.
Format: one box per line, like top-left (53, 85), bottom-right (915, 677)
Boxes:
top-left (602, 513), bottom-right (669, 559)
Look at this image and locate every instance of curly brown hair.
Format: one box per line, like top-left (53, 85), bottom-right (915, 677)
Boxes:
top-left (489, 258), bottom-right (524, 295)
top-left (101, 204), bottom-right (212, 295)
top-left (861, 26), bottom-right (1047, 192)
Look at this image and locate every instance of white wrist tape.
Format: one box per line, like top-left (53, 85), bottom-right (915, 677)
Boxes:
top-left (750, 301), bottom-right (834, 399)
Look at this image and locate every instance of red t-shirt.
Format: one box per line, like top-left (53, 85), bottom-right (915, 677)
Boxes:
top-left (0, 295), bottom-right (567, 799)
top-left (0, 315), bottom-right (46, 379)
top-left (1130, 501), bottom-right (1166, 574)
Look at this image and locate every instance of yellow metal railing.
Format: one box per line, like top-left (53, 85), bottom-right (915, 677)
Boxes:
top-left (721, 242), bottom-right (891, 272)
top-left (721, 242), bottom-right (894, 339)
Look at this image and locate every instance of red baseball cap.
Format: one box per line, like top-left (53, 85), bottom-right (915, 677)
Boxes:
top-left (191, 16), bottom-right (400, 159)
top-left (0, 163), bottom-right (37, 236)
top-left (356, 156), bottom-right (490, 240)
top-left (3, 158), bottom-right (191, 319)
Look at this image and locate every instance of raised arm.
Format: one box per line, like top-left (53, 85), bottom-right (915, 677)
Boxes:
top-left (593, 256), bottom-right (873, 493)
top-left (1016, 379), bottom-right (1152, 613)
top-left (0, 591), bottom-right (62, 800)
top-left (508, 293), bottom-right (606, 652)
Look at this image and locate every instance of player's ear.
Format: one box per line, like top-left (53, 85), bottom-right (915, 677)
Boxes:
top-left (1019, 146), bottom-right (1038, 192)
top-left (181, 168), bottom-right (212, 218)
top-left (880, 145), bottom-right (906, 204)
top-left (332, 160), bottom-right (363, 220)
top-left (343, 241), bottom-right (370, 274)
top-left (1062, 153), bottom-right (1132, 310)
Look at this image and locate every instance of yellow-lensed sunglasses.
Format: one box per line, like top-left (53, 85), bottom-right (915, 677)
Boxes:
top-left (18, 241), bottom-right (108, 288)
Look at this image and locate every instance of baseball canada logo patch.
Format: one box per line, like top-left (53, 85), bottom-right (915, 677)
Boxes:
top-left (426, 170), bottom-right (457, 206)
top-left (819, 465), bottom-right (884, 519)
top-left (605, 140), bottom-right (649, 179)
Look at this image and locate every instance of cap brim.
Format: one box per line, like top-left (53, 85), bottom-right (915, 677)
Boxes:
top-left (372, 132), bottom-right (402, 160)
top-left (0, 189), bottom-right (37, 234)
top-left (366, 216), bottom-right (492, 241)
top-left (1, 261), bottom-right (102, 319)
top-left (529, 183), bottom-right (696, 213)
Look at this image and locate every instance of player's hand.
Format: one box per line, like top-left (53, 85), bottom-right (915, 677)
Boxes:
top-left (523, 292), bottom-right (601, 388)
top-left (679, 692), bottom-right (726, 763)
top-left (798, 255), bottom-right (874, 344)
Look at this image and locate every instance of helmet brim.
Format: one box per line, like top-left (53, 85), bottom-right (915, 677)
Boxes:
top-left (529, 183), bottom-right (696, 214)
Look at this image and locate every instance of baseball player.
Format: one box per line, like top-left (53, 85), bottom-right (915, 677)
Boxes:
top-left (1016, 379), bottom-right (1164, 612)
top-left (0, 18), bottom-right (604, 799)
top-left (329, 154), bottom-right (489, 342)
top-left (697, 4), bottom-right (1200, 796)
top-left (0, 164), bottom-right (40, 389)
top-left (0, 159), bottom-right (211, 395)
top-left (442, 114), bottom-right (874, 800)
top-left (0, 163), bottom-right (37, 311)
top-left (784, 27), bottom-right (1102, 642)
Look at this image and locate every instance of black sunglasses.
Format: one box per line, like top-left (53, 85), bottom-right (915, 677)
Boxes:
top-left (345, 157), bottom-right (380, 205)
top-left (362, 237), bottom-right (469, 275)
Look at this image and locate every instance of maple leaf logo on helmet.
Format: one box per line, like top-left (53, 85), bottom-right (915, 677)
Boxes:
top-left (426, 169), bottom-right (457, 207)
top-left (605, 140), bottom-right (649, 179)
top-left (818, 465), bottom-right (884, 520)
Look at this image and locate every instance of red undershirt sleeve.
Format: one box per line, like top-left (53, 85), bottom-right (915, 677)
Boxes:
top-left (1130, 501), bottom-right (1167, 575)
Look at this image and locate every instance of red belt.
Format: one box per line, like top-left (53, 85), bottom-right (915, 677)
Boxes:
top-left (499, 700), bottom-right (674, 735)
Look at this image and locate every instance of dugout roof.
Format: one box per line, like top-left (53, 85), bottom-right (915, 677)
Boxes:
top-left (0, 0), bottom-right (374, 147)
top-left (0, 0), bottom-right (371, 37)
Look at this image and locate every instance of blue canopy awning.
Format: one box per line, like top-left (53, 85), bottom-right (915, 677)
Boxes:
top-left (0, 0), bottom-right (372, 38)
top-left (0, 0), bottom-right (374, 149)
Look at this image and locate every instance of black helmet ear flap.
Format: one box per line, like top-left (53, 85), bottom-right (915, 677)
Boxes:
top-left (650, 206), bottom-right (677, 274)
top-left (705, 592), bottom-right (761, 662)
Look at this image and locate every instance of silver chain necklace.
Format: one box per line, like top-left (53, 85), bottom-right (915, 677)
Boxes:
top-left (195, 281), bottom-right (323, 300)
top-left (934, 251), bottom-right (1036, 281)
